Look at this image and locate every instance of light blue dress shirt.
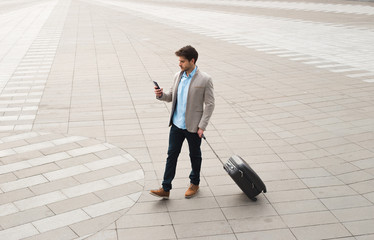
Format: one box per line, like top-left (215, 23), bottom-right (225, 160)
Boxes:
top-left (172, 66), bottom-right (197, 129)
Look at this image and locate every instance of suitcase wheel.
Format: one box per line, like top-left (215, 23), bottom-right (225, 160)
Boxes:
top-left (250, 197), bottom-right (257, 202)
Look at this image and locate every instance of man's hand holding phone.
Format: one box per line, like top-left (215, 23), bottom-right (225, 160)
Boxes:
top-left (153, 81), bottom-right (163, 97)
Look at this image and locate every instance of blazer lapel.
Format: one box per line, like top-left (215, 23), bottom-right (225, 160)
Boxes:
top-left (187, 68), bottom-right (199, 102)
top-left (170, 72), bottom-right (183, 125)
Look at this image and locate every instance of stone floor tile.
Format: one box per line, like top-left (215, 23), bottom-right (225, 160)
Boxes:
top-left (255, 169), bottom-right (299, 182)
top-left (82, 195), bottom-right (135, 218)
top-left (28, 152), bottom-right (70, 167)
top-left (86, 230), bottom-right (118, 240)
top-left (47, 193), bottom-right (102, 215)
top-left (348, 179), bottom-right (374, 194)
top-left (33, 209), bottom-right (90, 233)
top-left (0, 203), bottom-right (18, 217)
top-left (1, 151), bottom-right (44, 166)
top-left (0, 132), bottom-right (39, 143)
top-left (0, 149), bottom-right (16, 158)
top-left (273, 199), bottom-right (327, 215)
top-left (40, 142), bottom-right (82, 156)
top-left (302, 176), bottom-right (344, 188)
top-left (56, 154), bottom-right (100, 168)
top-left (352, 158), bottom-right (374, 170)
top-left (62, 180), bottom-right (112, 198)
top-left (364, 192), bottom-right (374, 204)
top-left (29, 177), bottom-right (80, 195)
top-left (291, 223), bottom-right (352, 240)
top-left (181, 234), bottom-right (237, 240)
top-left (69, 212), bottom-right (122, 238)
top-left (337, 170), bottom-right (373, 184)
top-left (325, 163), bottom-right (360, 175)
top-left (222, 203), bottom-right (277, 220)
top-left (117, 225), bottom-right (176, 240)
top-left (73, 168), bottom-right (122, 184)
top-left (282, 211), bottom-right (339, 228)
top-left (0, 175), bottom-right (48, 192)
top-left (22, 226), bottom-right (78, 240)
top-left (343, 219), bottom-right (374, 235)
top-left (84, 155), bottom-right (130, 171)
top-left (321, 195), bottom-right (373, 210)
top-left (13, 141), bottom-right (54, 154)
top-left (0, 173), bottom-right (17, 185)
top-left (229, 216), bottom-right (287, 233)
top-left (14, 163), bottom-right (60, 179)
top-left (44, 165), bottom-right (90, 181)
top-left (174, 220), bottom-right (233, 239)
top-left (104, 169), bottom-right (144, 186)
top-left (293, 167), bottom-right (331, 178)
top-left (204, 175), bottom-right (235, 186)
top-left (265, 179), bottom-right (307, 192)
top-left (285, 160), bottom-right (320, 170)
top-left (266, 189), bottom-right (316, 203)
top-left (0, 139), bottom-right (29, 151)
top-left (0, 223), bottom-right (39, 240)
top-left (116, 212), bottom-right (171, 228)
top-left (67, 144), bottom-right (109, 157)
top-left (125, 201), bottom-right (168, 215)
top-left (215, 194), bottom-right (264, 208)
top-left (0, 206), bottom-right (54, 229)
top-left (356, 234), bottom-right (374, 240)
top-left (169, 208), bottom-right (225, 225)
top-left (332, 206), bottom-right (374, 222)
top-left (14, 191), bottom-right (67, 211)
top-left (311, 185), bottom-right (357, 198)
top-left (166, 197), bottom-right (219, 212)
top-left (0, 188), bottom-right (34, 206)
top-left (236, 229), bottom-right (296, 240)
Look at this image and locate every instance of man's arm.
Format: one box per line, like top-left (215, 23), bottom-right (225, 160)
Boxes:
top-left (198, 77), bottom-right (215, 131)
top-left (155, 73), bottom-right (180, 102)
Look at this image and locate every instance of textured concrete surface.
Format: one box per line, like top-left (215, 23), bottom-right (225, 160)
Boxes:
top-left (0, 0), bottom-right (373, 239)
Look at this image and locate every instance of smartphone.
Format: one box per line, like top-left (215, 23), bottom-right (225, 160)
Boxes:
top-left (153, 81), bottom-right (160, 89)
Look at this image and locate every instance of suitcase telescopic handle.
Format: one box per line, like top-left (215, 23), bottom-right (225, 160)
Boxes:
top-left (202, 134), bottom-right (225, 165)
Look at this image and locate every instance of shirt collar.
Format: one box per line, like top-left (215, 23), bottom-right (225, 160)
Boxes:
top-left (183, 66), bottom-right (197, 79)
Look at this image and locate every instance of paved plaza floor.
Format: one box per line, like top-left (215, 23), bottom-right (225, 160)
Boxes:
top-left (0, 0), bottom-right (374, 239)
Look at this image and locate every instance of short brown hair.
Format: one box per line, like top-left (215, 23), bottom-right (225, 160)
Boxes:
top-left (175, 45), bottom-right (198, 63)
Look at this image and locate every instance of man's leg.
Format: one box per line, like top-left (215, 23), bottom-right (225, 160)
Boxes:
top-left (162, 124), bottom-right (185, 191)
top-left (186, 131), bottom-right (202, 186)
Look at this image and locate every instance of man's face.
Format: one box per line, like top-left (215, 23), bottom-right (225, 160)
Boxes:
top-left (178, 56), bottom-right (195, 72)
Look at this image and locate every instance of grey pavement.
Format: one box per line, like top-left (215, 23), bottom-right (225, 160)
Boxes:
top-left (0, 0), bottom-right (373, 239)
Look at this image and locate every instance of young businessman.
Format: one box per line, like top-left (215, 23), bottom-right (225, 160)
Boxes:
top-left (150, 45), bottom-right (215, 199)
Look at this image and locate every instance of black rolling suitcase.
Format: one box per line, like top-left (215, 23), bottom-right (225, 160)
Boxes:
top-left (203, 135), bottom-right (267, 201)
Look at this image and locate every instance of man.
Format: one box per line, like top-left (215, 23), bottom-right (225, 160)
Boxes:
top-left (150, 45), bottom-right (215, 199)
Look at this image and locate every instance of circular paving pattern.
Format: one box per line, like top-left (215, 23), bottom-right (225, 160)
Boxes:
top-left (0, 131), bottom-right (144, 239)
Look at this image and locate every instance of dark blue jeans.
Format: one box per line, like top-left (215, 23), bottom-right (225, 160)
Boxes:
top-left (162, 124), bottom-right (202, 192)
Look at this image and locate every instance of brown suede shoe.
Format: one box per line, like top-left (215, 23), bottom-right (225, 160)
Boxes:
top-left (150, 188), bottom-right (170, 199)
top-left (185, 184), bottom-right (199, 198)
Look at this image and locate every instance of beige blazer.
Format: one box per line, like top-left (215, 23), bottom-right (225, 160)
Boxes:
top-left (158, 68), bottom-right (215, 133)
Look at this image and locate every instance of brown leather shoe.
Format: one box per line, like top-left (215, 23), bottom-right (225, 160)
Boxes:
top-left (150, 188), bottom-right (170, 199)
top-left (185, 184), bottom-right (199, 198)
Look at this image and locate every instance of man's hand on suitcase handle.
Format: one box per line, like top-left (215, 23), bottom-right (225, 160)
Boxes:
top-left (198, 128), bottom-right (204, 139)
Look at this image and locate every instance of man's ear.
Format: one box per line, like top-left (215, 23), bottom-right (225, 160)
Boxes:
top-left (191, 58), bottom-right (196, 64)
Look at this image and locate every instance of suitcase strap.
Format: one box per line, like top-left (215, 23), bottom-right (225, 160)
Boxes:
top-left (202, 134), bottom-right (225, 166)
